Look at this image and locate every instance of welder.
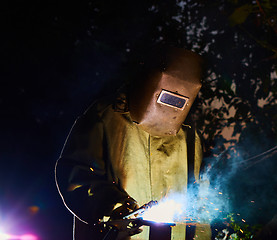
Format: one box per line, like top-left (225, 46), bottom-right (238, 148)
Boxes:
top-left (55, 46), bottom-right (211, 240)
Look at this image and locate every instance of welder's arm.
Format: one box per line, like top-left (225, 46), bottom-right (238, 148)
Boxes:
top-left (55, 113), bottom-right (136, 224)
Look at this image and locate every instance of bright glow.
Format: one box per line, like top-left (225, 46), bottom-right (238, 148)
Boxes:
top-left (20, 234), bottom-right (38, 240)
top-left (0, 210), bottom-right (39, 240)
top-left (0, 233), bottom-right (9, 240)
top-left (0, 233), bottom-right (38, 240)
top-left (0, 232), bottom-right (17, 240)
top-left (141, 198), bottom-right (182, 223)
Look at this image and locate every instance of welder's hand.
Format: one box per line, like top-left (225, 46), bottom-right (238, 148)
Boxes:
top-left (108, 199), bottom-right (143, 238)
top-left (110, 199), bottom-right (139, 220)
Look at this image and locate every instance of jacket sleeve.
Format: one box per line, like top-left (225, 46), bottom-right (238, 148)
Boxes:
top-left (55, 104), bottom-right (133, 224)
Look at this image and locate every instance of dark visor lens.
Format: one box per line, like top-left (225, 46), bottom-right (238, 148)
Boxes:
top-left (158, 90), bottom-right (188, 109)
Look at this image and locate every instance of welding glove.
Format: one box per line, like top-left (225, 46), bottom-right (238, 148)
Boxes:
top-left (110, 198), bottom-right (139, 220)
top-left (109, 199), bottom-right (143, 238)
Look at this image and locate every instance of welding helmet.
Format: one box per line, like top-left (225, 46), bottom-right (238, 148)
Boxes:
top-left (129, 47), bottom-right (203, 136)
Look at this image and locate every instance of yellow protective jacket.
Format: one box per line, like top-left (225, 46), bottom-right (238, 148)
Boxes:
top-left (55, 95), bottom-right (211, 240)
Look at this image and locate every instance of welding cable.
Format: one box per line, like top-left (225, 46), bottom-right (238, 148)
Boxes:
top-left (242, 145), bottom-right (277, 163)
top-left (238, 145), bottom-right (277, 170)
top-left (244, 150), bottom-right (277, 169)
top-left (208, 145), bottom-right (277, 171)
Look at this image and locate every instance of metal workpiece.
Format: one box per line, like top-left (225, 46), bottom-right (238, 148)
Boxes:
top-left (143, 220), bottom-right (175, 240)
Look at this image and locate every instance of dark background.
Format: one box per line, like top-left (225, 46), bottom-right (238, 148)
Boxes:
top-left (1, 0), bottom-right (276, 239)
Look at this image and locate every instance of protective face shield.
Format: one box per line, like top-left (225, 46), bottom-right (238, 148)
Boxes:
top-left (129, 48), bottom-right (203, 136)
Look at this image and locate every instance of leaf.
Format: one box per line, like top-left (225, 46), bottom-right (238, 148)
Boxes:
top-left (229, 4), bottom-right (253, 26)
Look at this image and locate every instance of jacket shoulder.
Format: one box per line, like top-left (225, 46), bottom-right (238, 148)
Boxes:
top-left (83, 95), bottom-right (115, 119)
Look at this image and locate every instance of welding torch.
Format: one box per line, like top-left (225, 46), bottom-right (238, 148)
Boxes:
top-left (123, 200), bottom-right (158, 219)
